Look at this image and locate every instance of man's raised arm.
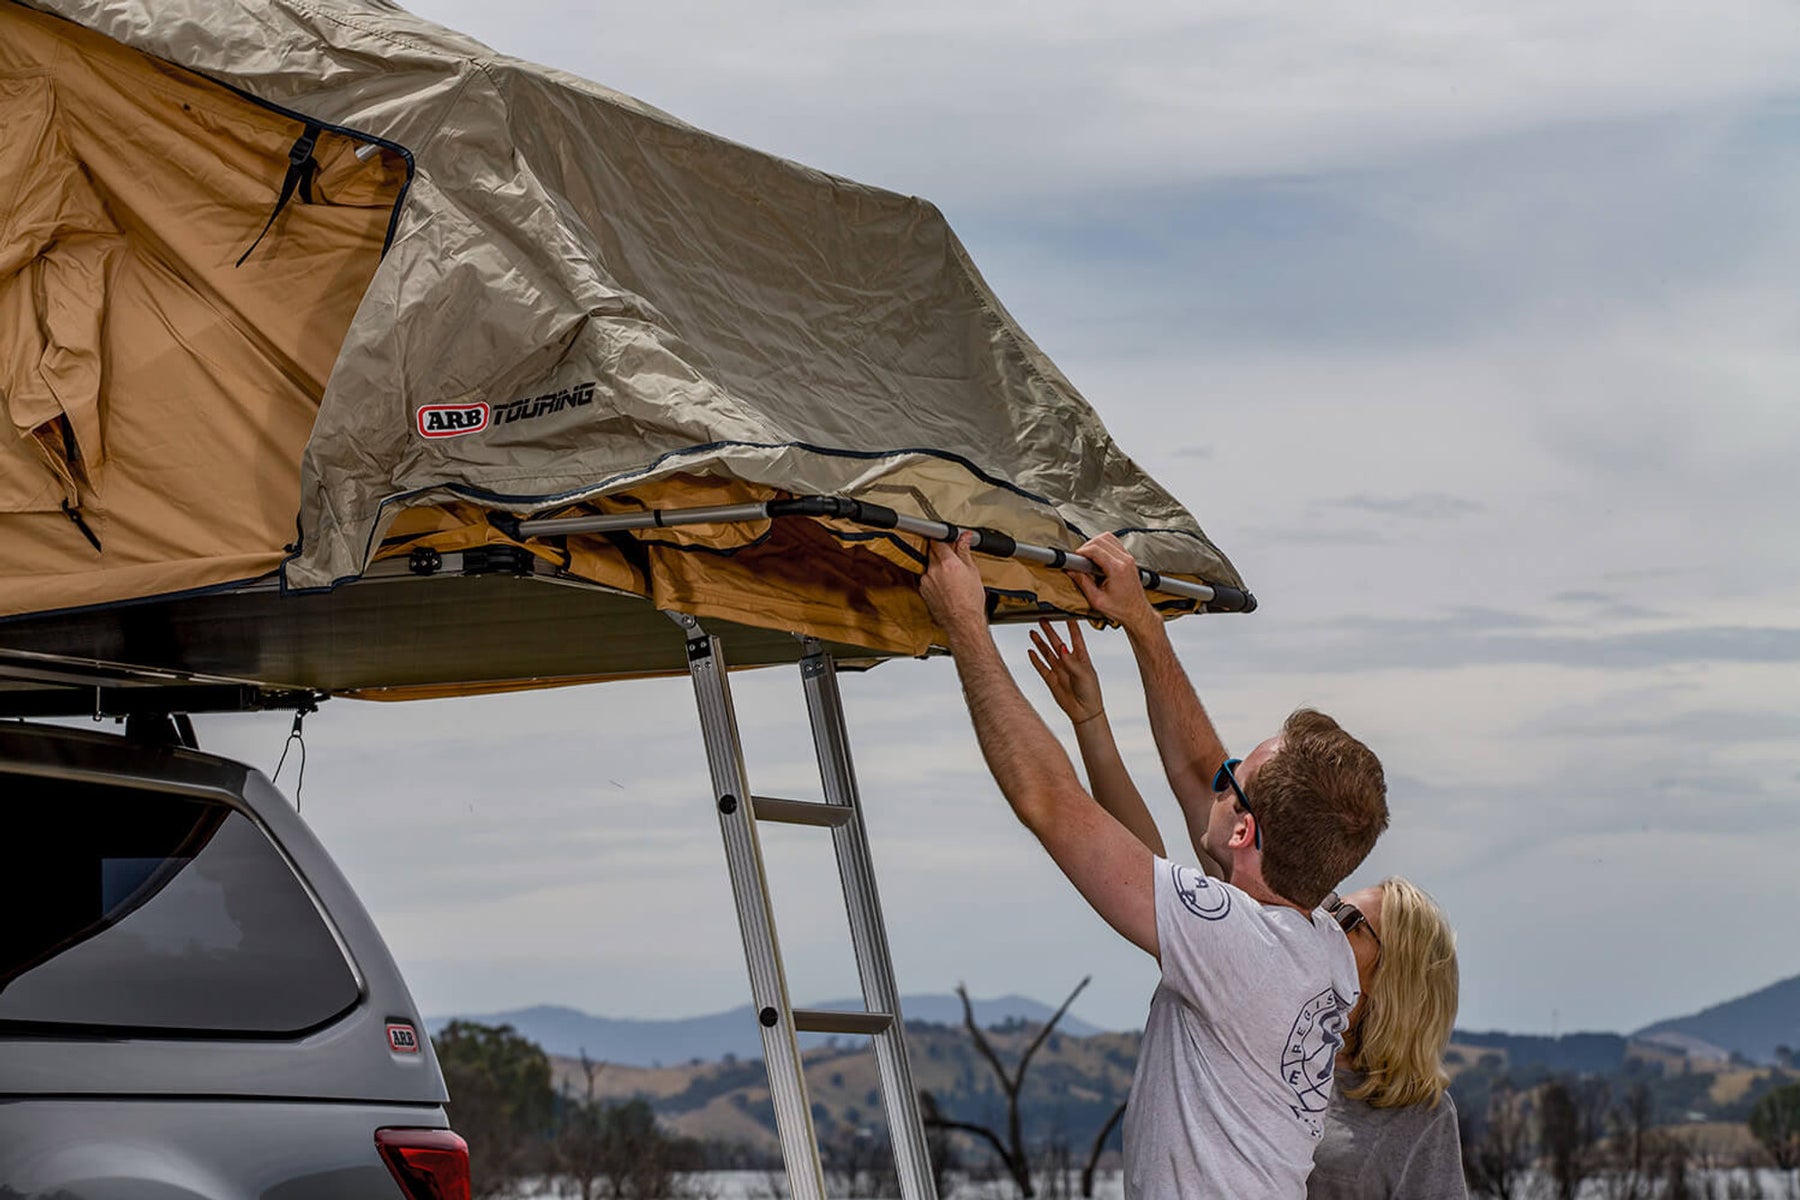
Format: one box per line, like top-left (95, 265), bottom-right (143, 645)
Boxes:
top-left (919, 535), bottom-right (1159, 959)
top-left (1073, 534), bottom-right (1229, 870)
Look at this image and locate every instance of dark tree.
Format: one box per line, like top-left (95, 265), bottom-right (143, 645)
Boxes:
top-left (920, 977), bottom-right (1091, 1198)
top-left (1539, 1077), bottom-right (1608, 1200)
top-left (1603, 1080), bottom-right (1657, 1199)
top-left (1464, 1082), bottom-right (1532, 1200)
top-left (556, 1052), bottom-right (607, 1200)
top-left (435, 1021), bottom-right (556, 1198)
top-left (1655, 1132), bottom-right (1697, 1200)
top-left (819, 1125), bottom-right (899, 1199)
top-left (1749, 1081), bottom-right (1800, 1174)
top-left (554, 1047), bottom-right (708, 1200)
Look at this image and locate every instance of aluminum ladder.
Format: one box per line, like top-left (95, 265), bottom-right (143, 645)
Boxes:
top-left (670, 613), bottom-right (938, 1200)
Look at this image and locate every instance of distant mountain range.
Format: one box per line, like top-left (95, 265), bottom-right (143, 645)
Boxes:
top-left (432, 972), bottom-right (1800, 1070)
top-left (1636, 971), bottom-right (1800, 1066)
top-left (1443, 972), bottom-right (1800, 1075)
top-left (428, 993), bottom-right (1102, 1066)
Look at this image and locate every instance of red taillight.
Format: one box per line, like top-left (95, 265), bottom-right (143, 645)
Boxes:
top-left (374, 1127), bottom-right (470, 1200)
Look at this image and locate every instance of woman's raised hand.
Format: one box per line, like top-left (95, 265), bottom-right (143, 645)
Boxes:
top-left (1027, 619), bottom-right (1104, 726)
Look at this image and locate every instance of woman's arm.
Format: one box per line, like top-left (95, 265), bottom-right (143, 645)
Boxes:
top-left (1028, 620), bottom-right (1167, 859)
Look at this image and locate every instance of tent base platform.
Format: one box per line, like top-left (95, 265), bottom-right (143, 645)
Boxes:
top-left (0, 570), bottom-right (894, 717)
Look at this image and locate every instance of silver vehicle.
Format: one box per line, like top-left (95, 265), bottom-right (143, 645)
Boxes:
top-left (0, 721), bottom-right (464, 1199)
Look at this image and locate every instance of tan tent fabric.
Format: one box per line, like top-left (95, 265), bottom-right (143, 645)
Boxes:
top-left (0, 2), bottom-right (405, 617)
top-left (1, 0), bottom-right (1246, 671)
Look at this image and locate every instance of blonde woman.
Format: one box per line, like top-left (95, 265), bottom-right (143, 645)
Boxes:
top-left (1310, 879), bottom-right (1465, 1199)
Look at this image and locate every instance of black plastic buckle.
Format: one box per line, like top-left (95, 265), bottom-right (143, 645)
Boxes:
top-left (461, 545), bottom-right (535, 576)
top-left (289, 127), bottom-right (319, 168)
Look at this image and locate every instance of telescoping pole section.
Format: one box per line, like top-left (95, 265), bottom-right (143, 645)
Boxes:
top-left (510, 495), bottom-right (1256, 613)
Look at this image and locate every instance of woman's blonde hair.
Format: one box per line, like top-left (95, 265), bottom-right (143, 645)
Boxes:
top-left (1341, 876), bottom-right (1460, 1109)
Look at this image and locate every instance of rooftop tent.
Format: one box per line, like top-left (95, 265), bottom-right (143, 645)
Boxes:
top-left (0, 0), bottom-right (1249, 703)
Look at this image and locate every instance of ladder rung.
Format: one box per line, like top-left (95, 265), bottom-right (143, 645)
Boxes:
top-left (752, 796), bottom-right (854, 828)
top-left (791, 1009), bottom-right (894, 1036)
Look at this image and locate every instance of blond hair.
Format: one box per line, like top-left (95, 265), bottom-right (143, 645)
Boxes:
top-left (1341, 877), bottom-right (1460, 1109)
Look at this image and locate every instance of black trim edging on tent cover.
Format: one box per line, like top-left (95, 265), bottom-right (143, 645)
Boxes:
top-left (298, 436), bottom-right (1236, 599)
top-left (204, 78), bottom-right (418, 258)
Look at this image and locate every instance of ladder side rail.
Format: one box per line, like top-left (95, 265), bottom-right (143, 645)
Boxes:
top-left (801, 643), bottom-right (940, 1200)
top-left (678, 618), bottom-right (828, 1200)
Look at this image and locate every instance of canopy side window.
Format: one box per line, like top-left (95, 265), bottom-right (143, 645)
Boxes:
top-left (0, 772), bottom-right (361, 1037)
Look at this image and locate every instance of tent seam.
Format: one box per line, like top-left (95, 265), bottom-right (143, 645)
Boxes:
top-left (281, 0), bottom-right (457, 62)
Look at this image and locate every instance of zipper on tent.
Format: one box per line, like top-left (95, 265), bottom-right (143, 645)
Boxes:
top-left (60, 500), bottom-right (101, 553)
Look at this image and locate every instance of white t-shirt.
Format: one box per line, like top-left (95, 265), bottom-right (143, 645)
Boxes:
top-left (1122, 857), bottom-right (1361, 1199)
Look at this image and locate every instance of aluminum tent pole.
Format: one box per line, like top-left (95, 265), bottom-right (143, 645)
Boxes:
top-left (512, 495), bottom-right (1256, 612)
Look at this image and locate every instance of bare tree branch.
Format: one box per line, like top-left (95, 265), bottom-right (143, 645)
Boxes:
top-left (922, 1116), bottom-right (1019, 1174)
top-left (958, 982), bottom-right (1021, 1098)
top-left (1017, 975), bottom-right (1092, 1079)
top-left (1082, 1100), bottom-right (1127, 1198)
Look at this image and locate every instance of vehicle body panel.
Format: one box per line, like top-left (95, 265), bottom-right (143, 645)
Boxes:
top-left (1, 723), bottom-right (452, 1196)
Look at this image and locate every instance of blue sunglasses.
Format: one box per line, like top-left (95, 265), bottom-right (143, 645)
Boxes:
top-left (1212, 757), bottom-right (1262, 850)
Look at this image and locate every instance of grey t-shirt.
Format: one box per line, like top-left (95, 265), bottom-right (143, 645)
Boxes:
top-left (1123, 858), bottom-right (1360, 1199)
top-left (1307, 1070), bottom-right (1467, 1199)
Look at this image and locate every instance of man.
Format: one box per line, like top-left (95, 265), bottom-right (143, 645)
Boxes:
top-left (918, 531), bottom-right (1389, 1198)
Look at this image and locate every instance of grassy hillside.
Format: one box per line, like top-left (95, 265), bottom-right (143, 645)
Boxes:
top-left (525, 971), bottom-right (1800, 1165)
top-left (549, 1020), bottom-right (1140, 1157)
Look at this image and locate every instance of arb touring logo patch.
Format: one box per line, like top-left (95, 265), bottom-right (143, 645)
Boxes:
top-left (414, 382), bottom-right (597, 438)
top-left (416, 402), bottom-right (489, 438)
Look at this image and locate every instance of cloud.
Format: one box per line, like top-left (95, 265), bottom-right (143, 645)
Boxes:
top-left (1319, 493), bottom-right (1485, 520)
top-left (1525, 708), bottom-right (1800, 742)
top-left (412, 0), bottom-right (1800, 205)
top-left (1206, 617), bottom-right (1800, 675)
top-left (1241, 525), bottom-right (1390, 547)
top-left (1549, 591), bottom-right (1669, 621)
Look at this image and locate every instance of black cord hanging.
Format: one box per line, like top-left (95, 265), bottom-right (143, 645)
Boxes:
top-left (272, 699), bottom-right (317, 811)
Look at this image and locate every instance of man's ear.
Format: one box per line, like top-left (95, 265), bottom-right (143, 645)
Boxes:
top-left (1228, 811), bottom-right (1255, 851)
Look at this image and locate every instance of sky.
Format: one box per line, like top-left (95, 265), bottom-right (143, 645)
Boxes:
top-left (192, 0), bottom-right (1800, 1037)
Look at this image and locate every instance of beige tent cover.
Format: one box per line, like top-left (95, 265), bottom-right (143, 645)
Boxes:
top-left (1, 0), bottom-right (1245, 663)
